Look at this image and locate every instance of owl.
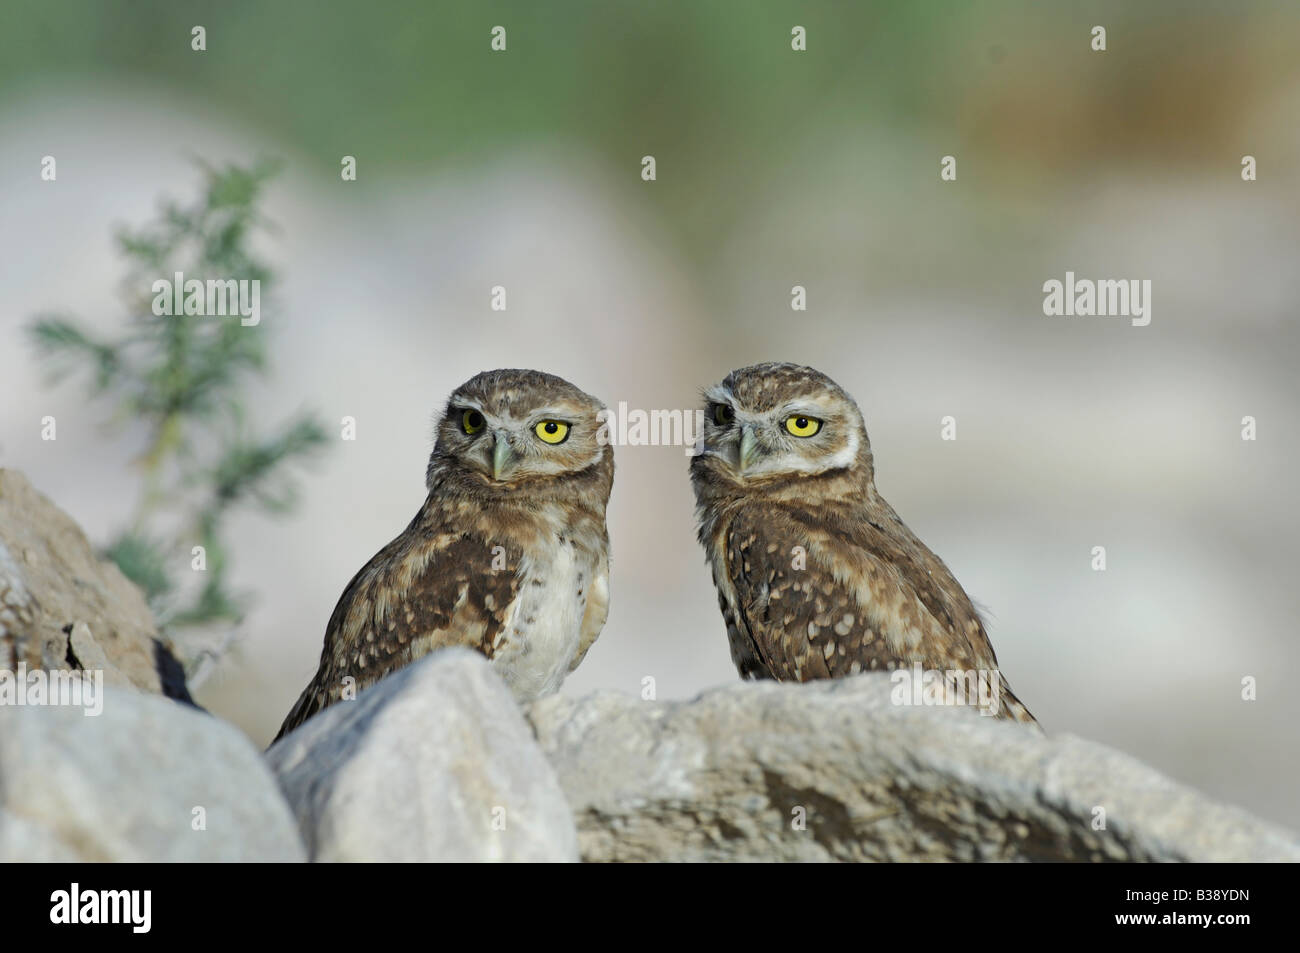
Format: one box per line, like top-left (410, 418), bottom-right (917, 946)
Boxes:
top-left (689, 362), bottom-right (1036, 726)
top-left (274, 368), bottom-right (613, 741)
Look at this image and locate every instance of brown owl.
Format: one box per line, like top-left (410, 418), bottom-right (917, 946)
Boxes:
top-left (689, 362), bottom-right (1036, 726)
top-left (274, 369), bottom-right (614, 741)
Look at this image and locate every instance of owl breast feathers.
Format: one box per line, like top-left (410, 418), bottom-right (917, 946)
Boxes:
top-left (275, 369), bottom-right (613, 741)
top-left (690, 362), bottom-right (1037, 727)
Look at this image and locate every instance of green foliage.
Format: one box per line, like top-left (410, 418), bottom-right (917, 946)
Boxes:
top-left (28, 161), bottom-right (328, 678)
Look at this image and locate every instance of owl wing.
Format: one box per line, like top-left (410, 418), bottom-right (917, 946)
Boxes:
top-left (273, 510), bottom-right (522, 741)
top-left (568, 550), bottom-right (609, 673)
top-left (722, 501), bottom-right (1001, 683)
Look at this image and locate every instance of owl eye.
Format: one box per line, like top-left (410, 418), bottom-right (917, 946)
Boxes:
top-left (461, 409), bottom-right (486, 434)
top-left (534, 420), bottom-right (571, 444)
top-left (784, 415), bottom-right (822, 437)
top-left (711, 403), bottom-right (735, 426)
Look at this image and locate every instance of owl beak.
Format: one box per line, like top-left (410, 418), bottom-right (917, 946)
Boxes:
top-left (492, 432), bottom-right (516, 480)
top-left (738, 426), bottom-right (760, 474)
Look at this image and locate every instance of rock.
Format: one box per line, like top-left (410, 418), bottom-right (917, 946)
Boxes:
top-left (7, 468), bottom-right (1292, 864)
top-left (0, 683), bottom-right (304, 861)
top-left (267, 648), bottom-right (579, 862)
top-left (527, 675), bottom-right (1300, 862)
top-left (0, 469), bottom-right (191, 701)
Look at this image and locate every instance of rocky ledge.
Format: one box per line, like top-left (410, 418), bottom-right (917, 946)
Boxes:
top-left (2, 468), bottom-right (1297, 862)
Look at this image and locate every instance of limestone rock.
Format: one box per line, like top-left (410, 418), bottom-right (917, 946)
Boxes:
top-left (267, 648), bottom-right (578, 862)
top-left (0, 684), bottom-right (304, 861)
top-left (527, 675), bottom-right (1300, 863)
top-left (0, 468), bottom-right (190, 701)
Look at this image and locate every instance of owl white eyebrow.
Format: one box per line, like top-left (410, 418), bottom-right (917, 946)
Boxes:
top-left (527, 409), bottom-right (579, 424)
top-left (778, 405), bottom-right (828, 419)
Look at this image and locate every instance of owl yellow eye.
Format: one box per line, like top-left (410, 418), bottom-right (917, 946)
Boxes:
top-left (534, 420), bottom-right (570, 444)
top-left (712, 403), bottom-right (735, 426)
top-left (461, 409), bottom-right (486, 434)
top-left (784, 415), bottom-right (822, 438)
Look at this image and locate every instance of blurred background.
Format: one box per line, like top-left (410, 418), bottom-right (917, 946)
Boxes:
top-left (1, 1), bottom-right (1297, 829)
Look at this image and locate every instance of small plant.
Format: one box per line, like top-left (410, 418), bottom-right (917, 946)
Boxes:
top-left (28, 159), bottom-right (328, 686)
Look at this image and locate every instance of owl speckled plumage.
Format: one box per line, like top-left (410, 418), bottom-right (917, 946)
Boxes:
top-left (275, 369), bottom-right (613, 741)
top-left (690, 362), bottom-right (1036, 726)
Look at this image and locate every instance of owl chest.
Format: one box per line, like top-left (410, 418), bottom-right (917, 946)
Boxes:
top-left (491, 538), bottom-right (590, 700)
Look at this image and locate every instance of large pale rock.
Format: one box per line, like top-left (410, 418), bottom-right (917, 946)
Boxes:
top-left (0, 684), bottom-right (305, 861)
top-left (267, 648), bottom-right (579, 862)
top-left (0, 469), bottom-right (190, 700)
top-left (527, 675), bottom-right (1300, 862)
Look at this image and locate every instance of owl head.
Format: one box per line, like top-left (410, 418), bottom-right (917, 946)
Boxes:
top-left (691, 362), bottom-right (875, 490)
top-left (428, 369), bottom-right (613, 498)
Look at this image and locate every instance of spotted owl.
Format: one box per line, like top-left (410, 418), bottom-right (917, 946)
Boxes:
top-left (274, 368), bottom-right (613, 741)
top-left (689, 362), bottom-right (1036, 726)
